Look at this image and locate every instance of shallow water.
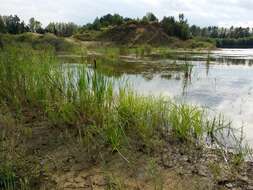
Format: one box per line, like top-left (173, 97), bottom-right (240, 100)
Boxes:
top-left (120, 49), bottom-right (253, 145)
top-left (64, 48), bottom-right (253, 145)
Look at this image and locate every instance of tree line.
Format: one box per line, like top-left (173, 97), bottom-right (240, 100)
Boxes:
top-left (0, 15), bottom-right (79, 37)
top-left (190, 25), bottom-right (252, 39)
top-left (2, 13), bottom-right (253, 46)
top-left (78, 13), bottom-right (253, 43)
top-left (81, 13), bottom-right (190, 40)
top-left (216, 37), bottom-right (253, 48)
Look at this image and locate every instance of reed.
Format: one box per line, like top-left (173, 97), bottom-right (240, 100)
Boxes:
top-left (0, 45), bottom-right (250, 188)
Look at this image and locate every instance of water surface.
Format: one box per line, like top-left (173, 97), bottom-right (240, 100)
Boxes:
top-left (64, 48), bottom-right (253, 145)
top-left (120, 49), bottom-right (253, 144)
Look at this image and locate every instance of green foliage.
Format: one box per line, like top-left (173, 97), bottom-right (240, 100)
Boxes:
top-left (184, 38), bottom-right (216, 49)
top-left (192, 26), bottom-right (252, 39)
top-left (142, 12), bottom-right (158, 23)
top-left (216, 37), bottom-right (253, 48)
top-left (83, 13), bottom-right (191, 41)
top-left (169, 104), bottom-right (204, 142)
top-left (73, 30), bottom-right (102, 41)
top-left (0, 15), bottom-right (28, 34)
top-left (28, 17), bottom-right (42, 33)
top-left (0, 33), bottom-right (76, 52)
top-left (0, 45), bottom-right (250, 168)
top-left (45, 22), bottom-right (79, 37)
top-left (33, 33), bottom-right (75, 51)
top-left (0, 163), bottom-right (16, 190)
top-left (85, 14), bottom-right (124, 31)
top-left (161, 16), bottom-right (176, 36)
top-left (161, 14), bottom-right (190, 40)
top-left (0, 14), bottom-right (79, 37)
top-left (2, 13), bottom-right (253, 48)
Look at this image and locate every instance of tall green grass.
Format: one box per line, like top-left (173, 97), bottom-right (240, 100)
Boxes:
top-left (0, 45), bottom-right (250, 167)
top-left (0, 163), bottom-right (16, 190)
top-left (0, 47), bottom-right (249, 147)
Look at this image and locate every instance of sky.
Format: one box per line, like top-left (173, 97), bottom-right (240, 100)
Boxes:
top-left (1, 0), bottom-right (253, 27)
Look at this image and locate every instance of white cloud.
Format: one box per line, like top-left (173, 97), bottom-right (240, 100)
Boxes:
top-left (0, 0), bottom-right (253, 27)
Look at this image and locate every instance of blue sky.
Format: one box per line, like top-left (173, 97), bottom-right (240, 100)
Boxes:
top-left (1, 0), bottom-right (253, 27)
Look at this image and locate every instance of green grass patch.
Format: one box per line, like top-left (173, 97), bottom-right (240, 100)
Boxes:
top-left (0, 33), bottom-right (77, 52)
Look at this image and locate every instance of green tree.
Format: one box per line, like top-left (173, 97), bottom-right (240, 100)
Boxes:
top-left (28, 17), bottom-right (42, 33)
top-left (190, 25), bottom-right (201, 36)
top-left (160, 14), bottom-right (190, 40)
top-left (0, 16), bottom-right (6, 33)
top-left (45, 22), bottom-right (78, 37)
top-left (92, 17), bottom-right (101, 30)
top-left (142, 12), bottom-right (158, 23)
top-left (177, 14), bottom-right (190, 40)
top-left (0, 15), bottom-right (29, 34)
top-left (161, 16), bottom-right (176, 36)
top-left (4, 15), bottom-right (21, 34)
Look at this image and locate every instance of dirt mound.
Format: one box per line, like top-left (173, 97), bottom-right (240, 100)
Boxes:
top-left (100, 23), bottom-right (172, 46)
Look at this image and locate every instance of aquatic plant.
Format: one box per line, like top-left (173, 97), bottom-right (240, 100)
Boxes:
top-left (0, 45), bottom-right (251, 188)
top-left (0, 163), bottom-right (16, 190)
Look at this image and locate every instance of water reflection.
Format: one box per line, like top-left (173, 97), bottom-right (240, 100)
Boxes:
top-left (121, 49), bottom-right (253, 145)
top-left (63, 48), bottom-right (253, 145)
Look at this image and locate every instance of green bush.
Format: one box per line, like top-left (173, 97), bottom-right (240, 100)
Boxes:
top-left (0, 33), bottom-right (76, 52)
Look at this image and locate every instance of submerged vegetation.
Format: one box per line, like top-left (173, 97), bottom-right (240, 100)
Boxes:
top-left (0, 43), bottom-right (252, 189)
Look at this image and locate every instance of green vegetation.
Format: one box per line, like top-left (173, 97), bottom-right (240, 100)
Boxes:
top-left (2, 13), bottom-right (253, 48)
top-left (81, 13), bottom-right (192, 45)
top-left (0, 43), bottom-right (250, 188)
top-left (73, 30), bottom-right (102, 41)
top-left (45, 22), bottom-right (79, 37)
top-left (217, 37), bottom-right (253, 48)
top-left (0, 15), bottom-right (79, 37)
top-left (0, 15), bottom-right (28, 34)
top-left (0, 33), bottom-right (78, 52)
top-left (82, 13), bottom-right (190, 40)
top-left (190, 25), bottom-right (253, 39)
top-left (1, 9), bottom-right (253, 189)
top-left (84, 14), bottom-right (125, 30)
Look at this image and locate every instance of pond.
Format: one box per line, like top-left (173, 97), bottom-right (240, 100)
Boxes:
top-left (62, 48), bottom-right (253, 145)
top-left (121, 49), bottom-right (253, 145)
